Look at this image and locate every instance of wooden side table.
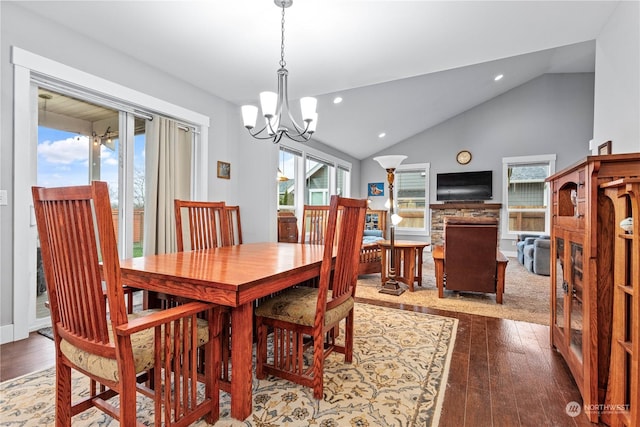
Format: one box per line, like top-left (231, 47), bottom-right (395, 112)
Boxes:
top-left (377, 240), bottom-right (429, 292)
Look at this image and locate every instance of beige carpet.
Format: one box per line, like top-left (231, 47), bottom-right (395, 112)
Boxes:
top-left (0, 304), bottom-right (457, 426)
top-left (357, 253), bottom-right (550, 325)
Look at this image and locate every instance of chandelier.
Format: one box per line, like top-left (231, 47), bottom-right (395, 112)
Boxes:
top-left (241, 0), bottom-right (318, 144)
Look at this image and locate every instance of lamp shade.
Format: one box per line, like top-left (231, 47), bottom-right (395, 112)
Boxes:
top-left (241, 105), bottom-right (258, 129)
top-left (373, 155), bottom-right (407, 170)
top-left (391, 213), bottom-right (403, 226)
top-left (300, 97), bottom-right (317, 121)
top-left (259, 91), bottom-right (278, 117)
top-left (307, 113), bottom-right (318, 132)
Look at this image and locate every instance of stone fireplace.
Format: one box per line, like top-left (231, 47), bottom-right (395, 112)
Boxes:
top-left (430, 203), bottom-right (502, 247)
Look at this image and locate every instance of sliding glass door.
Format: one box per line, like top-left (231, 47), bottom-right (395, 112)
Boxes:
top-left (35, 88), bottom-right (147, 321)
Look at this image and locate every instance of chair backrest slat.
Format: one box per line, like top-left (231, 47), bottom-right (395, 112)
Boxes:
top-left (317, 196), bottom-right (367, 313)
top-left (32, 182), bottom-right (123, 355)
top-left (175, 200), bottom-right (230, 251)
top-left (225, 205), bottom-right (243, 245)
top-left (301, 205), bottom-right (345, 245)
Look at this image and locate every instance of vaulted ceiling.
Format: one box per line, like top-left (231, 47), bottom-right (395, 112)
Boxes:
top-left (17, 1), bottom-right (619, 159)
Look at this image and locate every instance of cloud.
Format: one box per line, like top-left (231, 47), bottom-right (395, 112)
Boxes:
top-left (100, 145), bottom-right (118, 165)
top-left (38, 136), bottom-right (89, 164)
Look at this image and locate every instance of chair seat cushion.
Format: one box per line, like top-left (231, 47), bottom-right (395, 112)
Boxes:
top-left (255, 286), bottom-right (354, 327)
top-left (60, 309), bottom-right (210, 383)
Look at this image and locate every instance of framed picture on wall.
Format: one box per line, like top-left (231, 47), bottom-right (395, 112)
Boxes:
top-left (217, 161), bottom-right (231, 179)
top-left (598, 141), bottom-right (612, 155)
top-left (368, 182), bottom-right (384, 197)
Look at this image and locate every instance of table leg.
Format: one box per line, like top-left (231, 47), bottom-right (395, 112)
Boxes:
top-left (416, 247), bottom-right (424, 288)
top-left (433, 247), bottom-right (445, 298)
top-left (404, 248), bottom-right (415, 292)
top-left (231, 303), bottom-right (253, 420)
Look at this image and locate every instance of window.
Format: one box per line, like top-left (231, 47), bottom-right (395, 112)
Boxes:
top-left (395, 163), bottom-right (429, 234)
top-left (336, 165), bottom-right (349, 197)
top-left (278, 148), bottom-right (299, 214)
top-left (503, 155), bottom-right (556, 236)
top-left (277, 144), bottom-right (351, 214)
top-left (306, 155), bottom-right (333, 205)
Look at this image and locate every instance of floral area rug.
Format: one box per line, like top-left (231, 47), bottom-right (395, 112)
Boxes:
top-left (0, 303), bottom-right (457, 426)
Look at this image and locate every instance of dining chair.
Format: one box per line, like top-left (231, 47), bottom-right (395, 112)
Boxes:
top-left (301, 204), bottom-right (333, 244)
top-left (33, 182), bottom-right (223, 426)
top-left (175, 199), bottom-right (231, 250)
top-left (302, 205), bottom-right (386, 276)
top-left (174, 199), bottom-right (234, 390)
top-left (255, 195), bottom-right (367, 399)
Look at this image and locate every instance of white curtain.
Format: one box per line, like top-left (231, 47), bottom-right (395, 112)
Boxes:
top-left (144, 117), bottom-right (192, 255)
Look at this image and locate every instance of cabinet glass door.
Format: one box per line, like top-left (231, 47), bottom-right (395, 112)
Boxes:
top-left (570, 242), bottom-right (584, 362)
top-left (554, 237), bottom-right (565, 333)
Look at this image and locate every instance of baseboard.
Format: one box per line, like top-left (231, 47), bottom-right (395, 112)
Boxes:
top-left (0, 324), bottom-right (14, 344)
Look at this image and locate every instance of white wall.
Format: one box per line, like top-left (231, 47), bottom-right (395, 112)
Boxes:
top-left (593, 1), bottom-right (640, 153)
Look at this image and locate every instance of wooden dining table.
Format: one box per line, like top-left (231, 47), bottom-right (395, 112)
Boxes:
top-left (119, 242), bottom-right (326, 421)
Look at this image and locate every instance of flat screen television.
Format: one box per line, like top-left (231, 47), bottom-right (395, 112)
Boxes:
top-left (436, 170), bottom-right (493, 201)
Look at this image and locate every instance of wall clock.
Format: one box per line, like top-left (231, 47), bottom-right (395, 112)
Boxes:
top-left (456, 150), bottom-right (472, 165)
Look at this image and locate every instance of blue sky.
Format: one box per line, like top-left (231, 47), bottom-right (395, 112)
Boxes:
top-left (37, 127), bottom-right (145, 192)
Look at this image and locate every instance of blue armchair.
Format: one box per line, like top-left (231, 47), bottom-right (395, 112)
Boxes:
top-left (516, 233), bottom-right (543, 264)
top-left (523, 236), bottom-right (550, 276)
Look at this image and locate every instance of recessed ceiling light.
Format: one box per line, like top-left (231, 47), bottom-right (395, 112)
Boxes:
top-left (494, 74), bottom-right (504, 81)
top-left (333, 96), bottom-right (343, 104)
top-left (378, 132), bottom-right (386, 138)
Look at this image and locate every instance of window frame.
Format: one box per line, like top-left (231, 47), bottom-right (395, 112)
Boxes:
top-left (501, 154), bottom-right (556, 239)
top-left (278, 142), bottom-right (352, 218)
top-left (395, 163), bottom-right (430, 236)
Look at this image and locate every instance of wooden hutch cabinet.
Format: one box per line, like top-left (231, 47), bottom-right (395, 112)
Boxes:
top-left (601, 178), bottom-right (639, 427)
top-left (547, 153), bottom-right (640, 424)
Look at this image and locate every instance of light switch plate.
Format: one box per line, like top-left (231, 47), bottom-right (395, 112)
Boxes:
top-left (0, 190), bottom-right (7, 206)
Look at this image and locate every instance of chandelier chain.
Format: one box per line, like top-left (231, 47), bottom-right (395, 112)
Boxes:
top-left (280, 3), bottom-right (286, 68)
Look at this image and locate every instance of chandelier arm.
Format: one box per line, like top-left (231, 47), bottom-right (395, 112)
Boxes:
top-left (281, 129), bottom-right (312, 143)
top-left (285, 107), bottom-right (308, 134)
top-left (247, 125), bottom-right (280, 141)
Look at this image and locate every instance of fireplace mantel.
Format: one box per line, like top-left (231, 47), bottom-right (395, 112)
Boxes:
top-left (430, 203), bottom-right (502, 210)
top-left (430, 203), bottom-right (502, 247)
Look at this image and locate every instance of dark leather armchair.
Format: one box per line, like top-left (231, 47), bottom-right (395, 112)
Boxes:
top-left (433, 216), bottom-right (508, 304)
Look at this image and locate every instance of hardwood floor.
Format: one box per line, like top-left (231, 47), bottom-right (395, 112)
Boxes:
top-left (0, 298), bottom-right (603, 426)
